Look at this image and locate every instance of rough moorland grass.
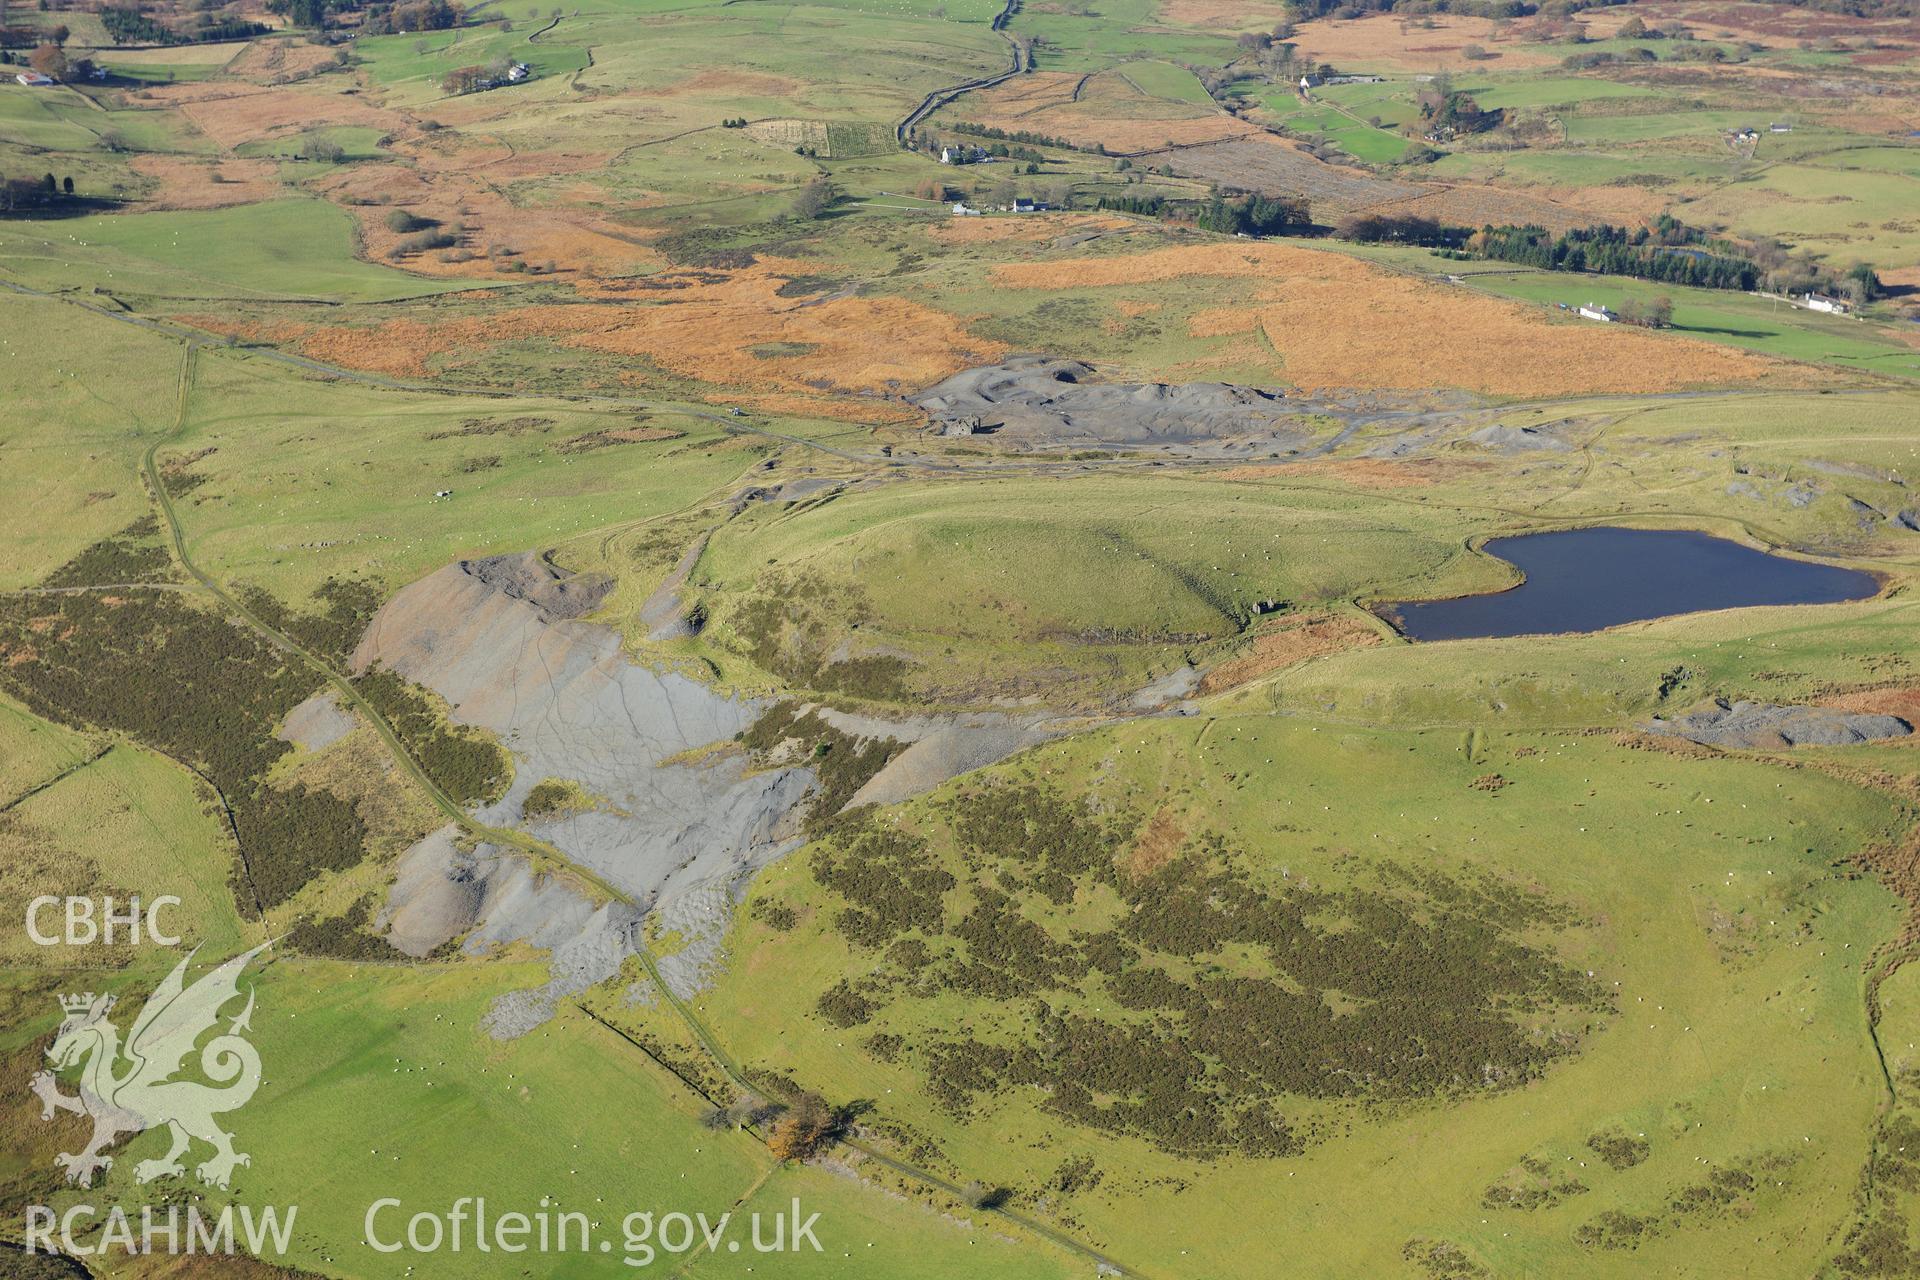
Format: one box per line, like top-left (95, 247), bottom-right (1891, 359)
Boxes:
top-left (0, 295), bottom-right (185, 586)
top-left (169, 344), bottom-right (755, 597)
top-left (1562, 108), bottom-right (1763, 145)
top-left (1022, 0), bottom-right (1237, 70)
top-left (1857, 958), bottom-right (1920, 1267)
top-left (3, 741), bottom-right (253, 963)
top-left (1259, 595), bottom-right (1920, 728)
top-left (708, 711), bottom-right (1907, 1279)
top-left (682, 1161), bottom-right (1082, 1278)
top-left (233, 124), bottom-right (391, 162)
top-left (22, 960), bottom-right (775, 1278)
top-left (353, 24), bottom-right (589, 100)
top-left (681, 372), bottom-right (1920, 705)
top-left (1463, 74), bottom-right (1661, 111)
top-left (0, 691), bottom-right (94, 804)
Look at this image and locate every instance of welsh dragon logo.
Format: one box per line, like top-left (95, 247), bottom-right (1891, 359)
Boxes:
top-left (31, 942), bottom-right (270, 1190)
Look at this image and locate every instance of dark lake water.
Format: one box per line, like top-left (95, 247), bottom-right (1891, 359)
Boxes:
top-left (1388, 527), bottom-right (1880, 641)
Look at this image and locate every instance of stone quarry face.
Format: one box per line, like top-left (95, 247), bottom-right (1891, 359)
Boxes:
top-left (909, 355), bottom-right (1320, 456)
top-left (1647, 698), bottom-right (1914, 749)
top-left (355, 555), bottom-right (817, 908)
top-left (355, 556), bottom-right (817, 1030)
top-left (357, 554), bottom-right (1062, 1034)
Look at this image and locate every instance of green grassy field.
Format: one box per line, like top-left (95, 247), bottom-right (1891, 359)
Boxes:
top-left (1687, 161), bottom-right (1920, 270)
top-left (0, 88), bottom-right (114, 151)
top-left (2, 2), bottom-right (1919, 1275)
top-left (0, 200), bottom-right (473, 301)
top-left (0, 293), bottom-right (187, 585)
top-left (8, 883), bottom-right (1080, 1277)
top-left (0, 85), bottom-right (212, 155)
top-left (18, 959), bottom-right (764, 1278)
top-left (0, 691), bottom-right (95, 803)
top-left (1334, 241), bottom-right (1920, 380)
top-left (1465, 75), bottom-right (1660, 111)
top-left (685, 470), bottom-right (1491, 704)
top-left (167, 348), bottom-right (759, 597)
top-left (1461, 272), bottom-right (1920, 379)
top-left (2, 742), bottom-right (253, 960)
top-left (707, 711), bottom-right (1909, 1278)
top-left (1118, 59), bottom-right (1214, 105)
top-left (1259, 84), bottom-right (1416, 162)
top-left (682, 1163), bottom-right (1082, 1277)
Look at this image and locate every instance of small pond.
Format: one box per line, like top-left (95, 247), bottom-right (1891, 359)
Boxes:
top-left (1387, 527), bottom-right (1880, 642)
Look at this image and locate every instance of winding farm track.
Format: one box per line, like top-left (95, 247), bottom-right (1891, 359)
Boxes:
top-left (136, 341), bottom-right (636, 902)
top-left (895, 0), bottom-right (1025, 143)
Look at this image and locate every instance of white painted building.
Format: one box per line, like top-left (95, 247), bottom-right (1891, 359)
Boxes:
top-left (1578, 303), bottom-right (1617, 322)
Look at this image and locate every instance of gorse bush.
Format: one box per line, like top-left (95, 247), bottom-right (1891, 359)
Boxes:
top-left (778, 786), bottom-right (1608, 1158)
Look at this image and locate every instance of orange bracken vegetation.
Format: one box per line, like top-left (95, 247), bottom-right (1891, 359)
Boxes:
top-left (992, 242), bottom-right (1820, 397)
top-left (1198, 612), bottom-right (1383, 694)
top-left (184, 259), bottom-right (1006, 396)
top-left (1121, 807), bottom-right (1186, 880)
top-left (1213, 458), bottom-right (1469, 488)
top-left (131, 155), bottom-right (283, 210)
top-left (312, 143), bottom-right (659, 280)
top-left (1823, 687), bottom-right (1920, 725)
top-left (1581, 1), bottom-right (1917, 50)
top-left (1282, 13), bottom-right (1560, 72)
top-left (1155, 0), bottom-right (1294, 30)
top-left (138, 81), bottom-right (405, 150)
top-left (930, 213), bottom-right (1134, 246)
